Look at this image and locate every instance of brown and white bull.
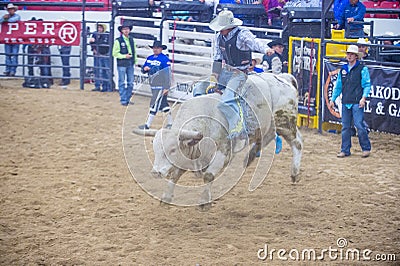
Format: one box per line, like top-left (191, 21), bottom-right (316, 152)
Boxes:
top-left (133, 72), bottom-right (303, 208)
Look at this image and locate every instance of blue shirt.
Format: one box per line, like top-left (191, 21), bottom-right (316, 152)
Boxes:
top-left (0, 13), bottom-right (21, 23)
top-left (334, 0), bottom-right (349, 21)
top-left (338, 1), bottom-right (366, 30)
top-left (332, 61), bottom-right (371, 109)
top-left (142, 53), bottom-right (171, 90)
top-left (143, 53), bottom-right (170, 71)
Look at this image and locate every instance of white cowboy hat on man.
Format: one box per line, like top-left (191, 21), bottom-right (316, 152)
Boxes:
top-left (209, 9), bottom-right (242, 31)
top-left (5, 3), bottom-right (18, 10)
top-left (357, 38), bottom-right (370, 45)
top-left (346, 45), bottom-right (364, 59)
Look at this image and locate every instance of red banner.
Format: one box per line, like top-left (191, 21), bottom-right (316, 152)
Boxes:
top-left (0, 21), bottom-right (81, 46)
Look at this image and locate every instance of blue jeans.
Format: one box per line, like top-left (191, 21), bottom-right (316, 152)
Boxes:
top-left (94, 56), bottom-right (111, 91)
top-left (117, 65), bottom-right (134, 104)
top-left (217, 69), bottom-right (247, 136)
top-left (341, 104), bottom-right (371, 155)
top-left (4, 44), bottom-right (20, 74)
top-left (59, 46), bottom-right (71, 85)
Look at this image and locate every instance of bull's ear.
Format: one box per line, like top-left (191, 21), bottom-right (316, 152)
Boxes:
top-left (178, 129), bottom-right (203, 141)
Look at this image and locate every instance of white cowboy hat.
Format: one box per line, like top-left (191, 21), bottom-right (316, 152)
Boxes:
top-left (5, 3), bottom-right (18, 10)
top-left (252, 58), bottom-right (262, 65)
top-left (346, 45), bottom-right (363, 58)
top-left (209, 9), bottom-right (242, 31)
top-left (357, 38), bottom-right (370, 45)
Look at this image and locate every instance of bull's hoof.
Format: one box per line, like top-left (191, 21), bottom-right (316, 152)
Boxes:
top-left (197, 202), bottom-right (212, 211)
top-left (291, 174), bottom-right (301, 183)
top-left (161, 193), bottom-right (173, 204)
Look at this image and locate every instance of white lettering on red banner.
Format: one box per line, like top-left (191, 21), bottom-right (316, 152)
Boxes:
top-left (0, 21), bottom-right (81, 46)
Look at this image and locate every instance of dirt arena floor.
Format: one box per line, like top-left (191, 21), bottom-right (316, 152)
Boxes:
top-left (0, 79), bottom-right (399, 265)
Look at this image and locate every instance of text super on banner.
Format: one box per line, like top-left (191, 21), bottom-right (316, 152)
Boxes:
top-left (0, 21), bottom-right (81, 46)
top-left (323, 60), bottom-right (400, 135)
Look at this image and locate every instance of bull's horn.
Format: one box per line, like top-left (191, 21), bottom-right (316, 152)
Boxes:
top-left (131, 128), bottom-right (158, 137)
top-left (178, 129), bottom-right (203, 141)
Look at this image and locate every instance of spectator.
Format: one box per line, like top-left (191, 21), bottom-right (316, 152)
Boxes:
top-left (267, 0), bottom-right (286, 27)
top-left (381, 32), bottom-right (400, 63)
top-left (89, 23), bottom-right (111, 92)
top-left (334, 0), bottom-right (349, 22)
top-left (36, 44), bottom-right (52, 88)
top-left (336, 0), bottom-right (366, 38)
top-left (0, 3), bottom-right (21, 76)
top-left (262, 38), bottom-right (287, 74)
top-left (357, 38), bottom-right (371, 60)
top-left (138, 40), bottom-right (173, 130)
top-left (112, 24), bottom-right (137, 106)
top-left (23, 17), bottom-right (39, 86)
top-left (23, 43), bottom-right (39, 88)
top-left (329, 45), bottom-right (371, 158)
top-left (58, 45), bottom-right (72, 87)
top-left (23, 44), bottom-right (53, 89)
top-left (207, 9), bottom-right (273, 152)
top-left (248, 58), bottom-right (264, 74)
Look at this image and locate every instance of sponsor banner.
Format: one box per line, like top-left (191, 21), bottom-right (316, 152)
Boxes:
top-left (323, 60), bottom-right (400, 135)
top-left (133, 74), bottom-right (193, 102)
top-left (291, 39), bottom-right (319, 116)
top-left (0, 21), bottom-right (81, 46)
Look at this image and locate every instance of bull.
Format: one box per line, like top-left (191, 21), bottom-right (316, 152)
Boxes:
top-left (133, 72), bottom-right (303, 208)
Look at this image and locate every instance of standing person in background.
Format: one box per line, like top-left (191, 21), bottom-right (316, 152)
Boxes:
top-left (89, 23), bottom-right (111, 92)
top-left (58, 45), bottom-right (71, 87)
top-left (37, 44), bottom-right (53, 88)
top-left (262, 39), bottom-right (287, 74)
top-left (138, 40), bottom-right (173, 130)
top-left (334, 0), bottom-right (349, 22)
top-left (357, 38), bottom-right (371, 60)
top-left (267, 0), bottom-right (286, 27)
top-left (112, 24), bottom-right (137, 106)
top-left (329, 45), bottom-right (371, 158)
top-left (248, 58), bottom-right (264, 74)
top-left (0, 3), bottom-right (21, 76)
top-left (335, 0), bottom-right (366, 38)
